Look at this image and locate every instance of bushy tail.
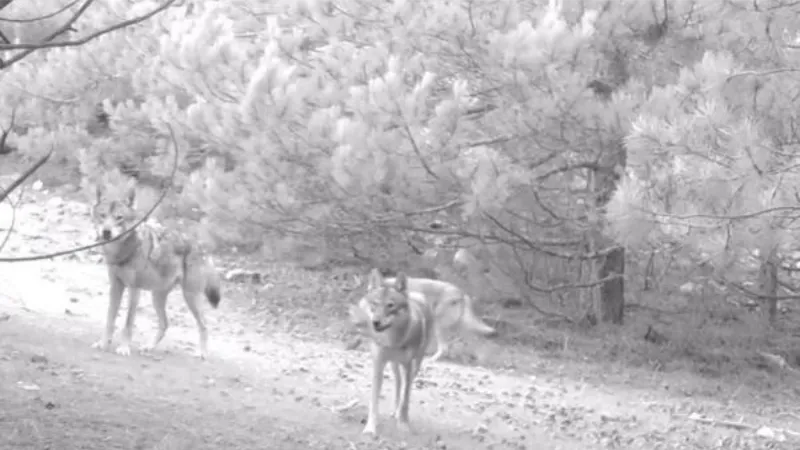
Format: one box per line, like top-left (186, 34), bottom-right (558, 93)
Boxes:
top-left (462, 295), bottom-right (496, 335)
top-left (205, 269), bottom-right (222, 308)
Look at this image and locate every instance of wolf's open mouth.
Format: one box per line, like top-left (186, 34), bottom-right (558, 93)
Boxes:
top-left (372, 321), bottom-right (391, 332)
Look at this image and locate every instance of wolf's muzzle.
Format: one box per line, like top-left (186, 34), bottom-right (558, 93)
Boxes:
top-left (372, 320), bottom-right (391, 332)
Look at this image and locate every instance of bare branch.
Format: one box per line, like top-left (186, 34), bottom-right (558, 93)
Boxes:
top-left (536, 161), bottom-right (605, 182)
top-left (464, 135), bottom-right (513, 149)
top-left (637, 204), bottom-right (800, 222)
top-left (0, 181), bottom-right (23, 253)
top-left (0, 0), bottom-right (178, 70)
top-left (0, 148), bottom-right (52, 204)
top-left (522, 295), bottom-right (576, 323)
top-left (0, 0), bottom-right (79, 23)
top-left (726, 68), bottom-right (800, 83)
top-left (717, 275), bottom-right (800, 302)
top-left (402, 122), bottom-right (439, 180)
top-left (0, 200), bottom-right (15, 253)
top-left (0, 106), bottom-right (16, 155)
top-left (526, 273), bottom-right (623, 294)
top-left (483, 211), bottom-right (617, 260)
top-left (0, 123), bottom-right (180, 262)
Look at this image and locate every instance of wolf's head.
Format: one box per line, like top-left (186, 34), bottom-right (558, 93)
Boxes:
top-left (357, 268), bottom-right (412, 334)
top-left (92, 183), bottom-right (138, 241)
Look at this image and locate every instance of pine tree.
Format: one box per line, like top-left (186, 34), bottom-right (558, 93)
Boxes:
top-left (608, 1), bottom-right (800, 324)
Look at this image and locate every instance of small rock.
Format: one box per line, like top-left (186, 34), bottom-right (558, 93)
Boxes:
top-left (756, 426), bottom-right (785, 441)
top-left (17, 381), bottom-right (40, 391)
top-left (225, 268), bottom-right (263, 284)
top-left (46, 197), bottom-right (63, 209)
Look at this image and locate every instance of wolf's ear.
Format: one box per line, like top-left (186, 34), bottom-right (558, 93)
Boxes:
top-left (394, 272), bottom-right (408, 294)
top-left (367, 268), bottom-right (383, 290)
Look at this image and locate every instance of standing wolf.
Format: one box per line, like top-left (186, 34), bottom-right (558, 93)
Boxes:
top-left (380, 276), bottom-right (496, 361)
top-left (91, 182), bottom-right (221, 359)
top-left (350, 269), bottom-right (436, 435)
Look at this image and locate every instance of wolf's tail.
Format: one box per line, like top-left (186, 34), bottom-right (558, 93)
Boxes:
top-left (204, 266), bottom-right (222, 308)
top-left (461, 295), bottom-right (496, 335)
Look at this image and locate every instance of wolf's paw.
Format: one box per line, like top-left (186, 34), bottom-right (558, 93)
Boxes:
top-left (139, 345), bottom-right (155, 355)
top-left (428, 349), bottom-right (447, 363)
top-left (195, 348), bottom-right (208, 360)
top-left (115, 344), bottom-right (132, 356)
top-left (362, 421), bottom-right (378, 435)
top-left (395, 419), bottom-right (414, 434)
top-left (91, 340), bottom-right (110, 351)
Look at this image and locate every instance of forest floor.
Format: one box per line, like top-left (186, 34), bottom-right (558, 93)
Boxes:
top-left (1, 174), bottom-right (799, 449)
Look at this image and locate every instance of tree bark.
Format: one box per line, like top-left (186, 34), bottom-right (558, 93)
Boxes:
top-left (598, 246), bottom-right (625, 324)
top-left (758, 246), bottom-right (778, 324)
top-left (592, 134), bottom-right (627, 325)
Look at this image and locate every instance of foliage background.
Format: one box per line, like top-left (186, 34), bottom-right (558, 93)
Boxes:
top-left (3, 0), bottom-right (800, 373)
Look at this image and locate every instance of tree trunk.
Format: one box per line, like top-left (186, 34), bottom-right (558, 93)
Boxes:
top-left (758, 246), bottom-right (778, 324)
top-left (592, 136), bottom-right (627, 325)
top-left (588, 70), bottom-right (629, 324)
top-left (598, 245), bottom-right (625, 324)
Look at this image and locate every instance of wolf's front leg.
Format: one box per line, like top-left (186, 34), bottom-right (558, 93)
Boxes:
top-left (394, 361), bottom-right (415, 433)
top-left (92, 277), bottom-right (125, 352)
top-left (116, 288), bottom-right (141, 356)
top-left (363, 350), bottom-right (388, 435)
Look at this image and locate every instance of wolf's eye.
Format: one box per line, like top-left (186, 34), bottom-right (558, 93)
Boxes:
top-left (114, 214), bottom-right (125, 221)
top-left (385, 302), bottom-right (395, 310)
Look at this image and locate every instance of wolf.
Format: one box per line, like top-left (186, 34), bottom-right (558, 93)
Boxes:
top-left (90, 182), bottom-right (221, 359)
top-left (375, 275), bottom-right (496, 362)
top-left (350, 269), bottom-right (436, 435)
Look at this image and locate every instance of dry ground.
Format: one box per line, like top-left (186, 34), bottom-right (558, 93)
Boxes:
top-left (1, 179), bottom-right (799, 449)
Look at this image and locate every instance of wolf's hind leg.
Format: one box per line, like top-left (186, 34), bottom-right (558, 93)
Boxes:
top-left (183, 289), bottom-right (208, 359)
top-left (141, 289), bottom-right (170, 354)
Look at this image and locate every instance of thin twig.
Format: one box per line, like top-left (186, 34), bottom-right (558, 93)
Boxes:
top-left (0, 123), bottom-right (180, 262)
top-left (0, 181), bottom-right (24, 253)
top-left (686, 413), bottom-right (755, 430)
top-left (0, 106), bottom-right (17, 155)
top-left (0, 148), bottom-right (53, 203)
top-left (0, 0), bottom-right (79, 23)
top-left (685, 412), bottom-right (800, 438)
top-left (0, 0), bottom-right (178, 70)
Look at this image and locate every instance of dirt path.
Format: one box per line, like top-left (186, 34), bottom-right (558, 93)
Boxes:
top-left (1, 185), bottom-right (798, 449)
top-left (0, 258), bottom-right (582, 450)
